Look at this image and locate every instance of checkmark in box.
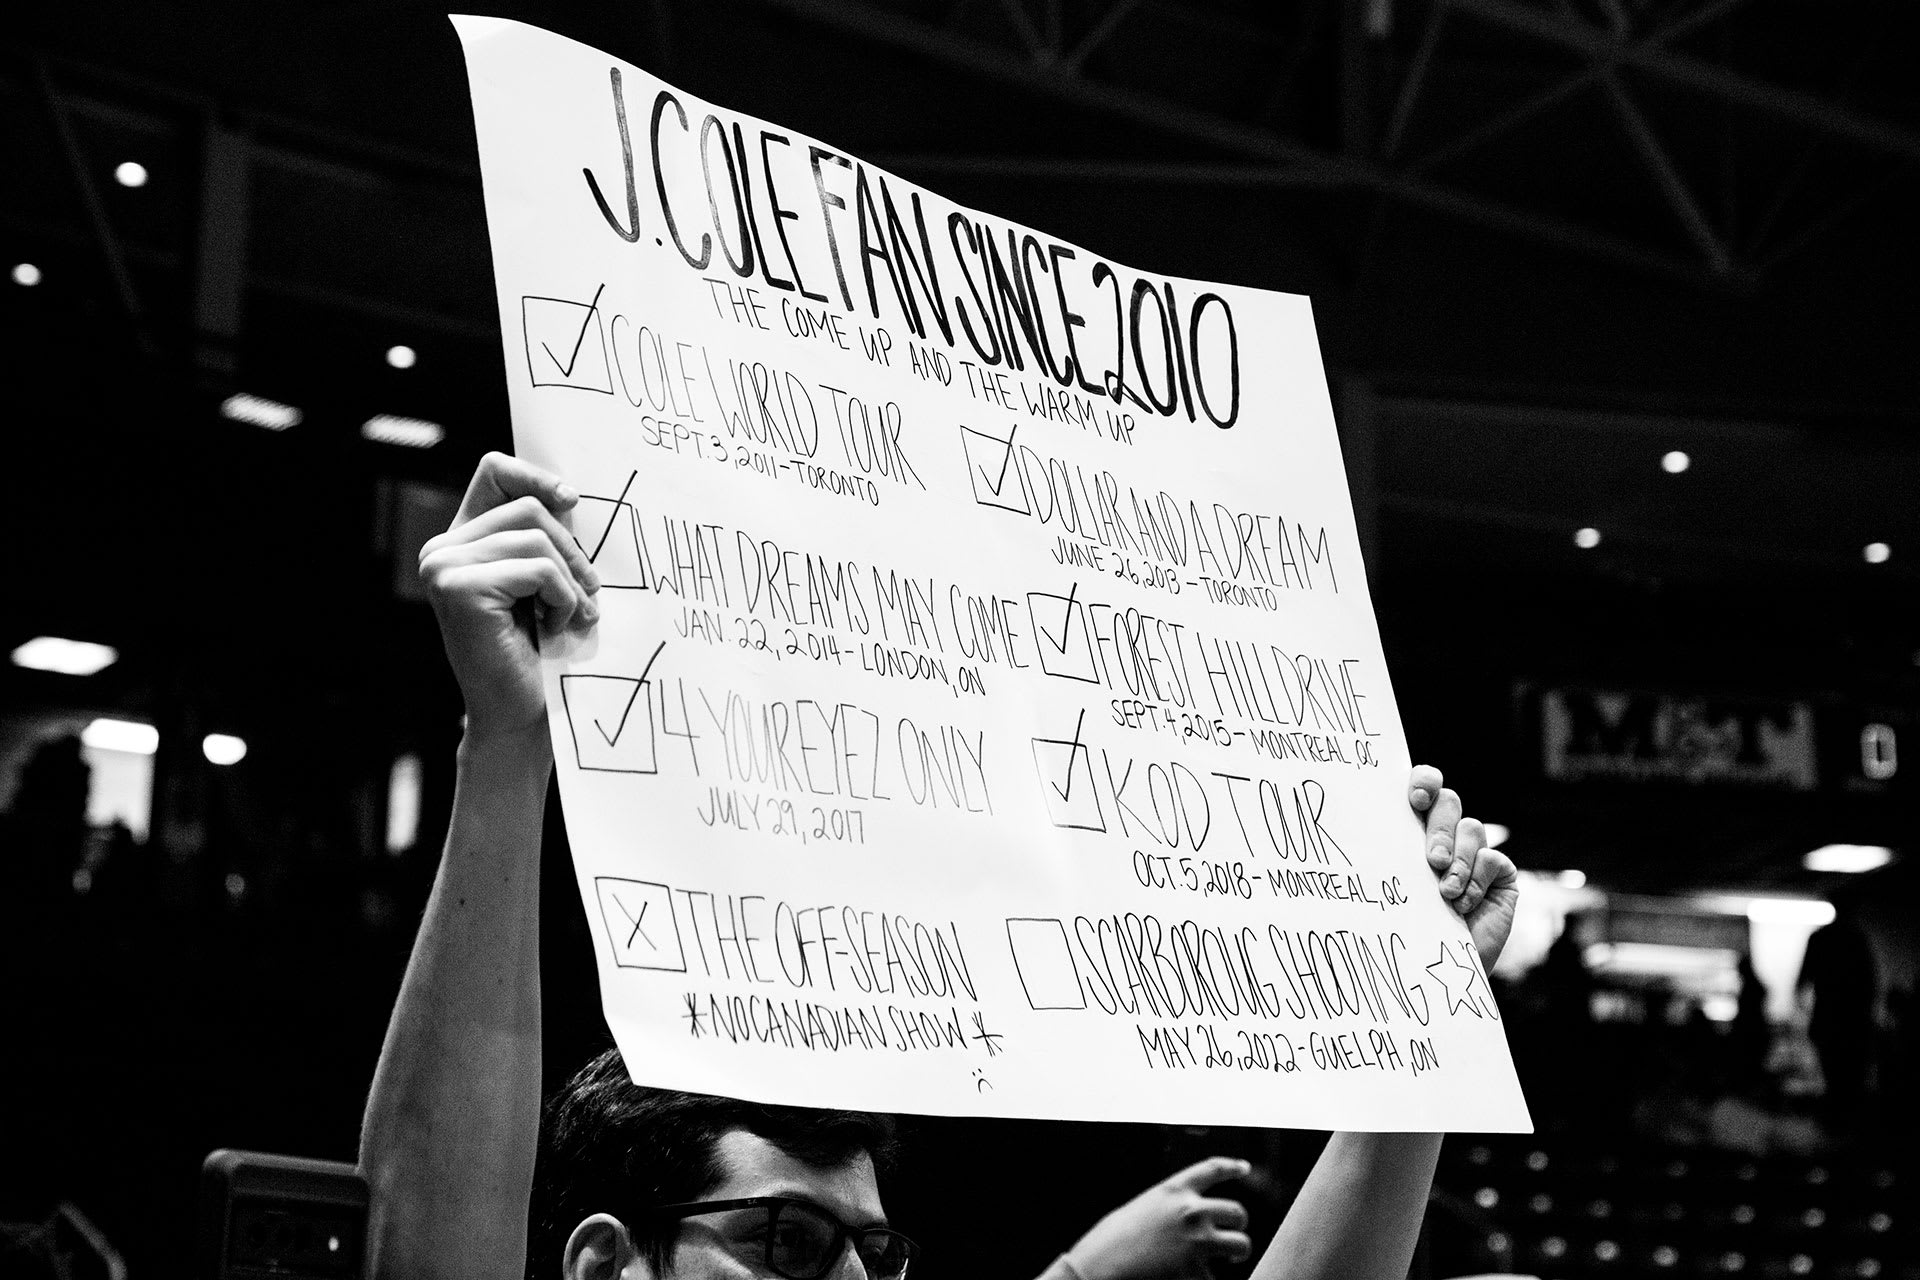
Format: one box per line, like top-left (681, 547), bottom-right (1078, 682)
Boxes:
top-left (1031, 710), bottom-right (1104, 831)
top-left (573, 470), bottom-right (649, 590)
top-left (522, 284), bottom-right (613, 394)
top-left (561, 674), bottom-right (657, 773)
top-left (1027, 585), bottom-right (1100, 683)
top-left (958, 423), bottom-right (1028, 514)
top-left (594, 877), bottom-right (686, 972)
top-left (562, 645), bottom-right (666, 773)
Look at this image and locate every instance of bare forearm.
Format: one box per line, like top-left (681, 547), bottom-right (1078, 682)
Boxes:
top-left (1252, 1132), bottom-right (1442, 1280)
top-left (360, 729), bottom-right (552, 1280)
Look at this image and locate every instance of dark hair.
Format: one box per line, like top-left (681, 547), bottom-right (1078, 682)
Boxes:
top-left (527, 1049), bottom-right (897, 1278)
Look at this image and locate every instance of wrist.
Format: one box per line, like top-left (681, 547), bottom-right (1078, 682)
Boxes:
top-left (457, 721), bottom-right (554, 779)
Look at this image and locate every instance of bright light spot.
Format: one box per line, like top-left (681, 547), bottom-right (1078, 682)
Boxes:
top-left (81, 717), bottom-right (158, 755)
top-left (224, 872), bottom-right (247, 898)
top-left (12, 262), bottom-right (42, 287)
top-left (362, 414), bottom-right (445, 448)
top-left (386, 753), bottom-right (423, 854)
top-left (328, 1237), bottom-right (341, 1254)
top-left (114, 161), bottom-right (149, 188)
top-left (1557, 868), bottom-right (1588, 889)
top-left (73, 867), bottom-right (94, 894)
top-left (1740, 896), bottom-right (1837, 927)
top-left (221, 392), bottom-right (303, 431)
top-left (1804, 844), bottom-right (1894, 874)
top-left (1662, 450), bottom-right (1691, 474)
top-left (202, 733), bottom-right (248, 766)
top-left (1481, 822), bottom-right (1510, 848)
top-left (386, 344), bottom-right (417, 369)
top-left (11, 636), bottom-right (118, 675)
top-left (1864, 541), bottom-right (1891, 564)
top-left (1575, 526), bottom-right (1601, 549)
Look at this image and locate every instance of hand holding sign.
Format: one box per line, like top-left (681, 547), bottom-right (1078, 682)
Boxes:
top-left (1413, 765), bottom-right (1519, 968)
top-left (418, 452), bottom-right (602, 742)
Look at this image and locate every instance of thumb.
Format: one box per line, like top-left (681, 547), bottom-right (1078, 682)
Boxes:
top-left (1165, 1156), bottom-right (1252, 1192)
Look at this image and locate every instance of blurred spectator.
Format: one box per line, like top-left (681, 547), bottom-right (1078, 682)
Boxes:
top-left (1727, 951), bottom-right (1773, 1098)
top-left (2, 734), bottom-right (90, 900)
top-left (1524, 915), bottom-right (1600, 1131)
top-left (1796, 899), bottom-right (1878, 1127)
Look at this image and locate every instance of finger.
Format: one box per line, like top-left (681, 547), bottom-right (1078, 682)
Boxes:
top-left (1202, 1229), bottom-right (1253, 1264)
top-left (435, 558), bottom-right (579, 628)
top-left (1165, 1156), bottom-right (1252, 1192)
top-left (1424, 786), bottom-right (1463, 878)
top-left (1408, 764), bottom-right (1444, 812)
top-left (427, 527), bottom-right (595, 613)
top-left (1446, 817), bottom-right (1486, 906)
top-left (1459, 844), bottom-right (1517, 917)
top-left (1192, 1197), bottom-right (1249, 1232)
top-left (453, 451), bottom-right (579, 528)
top-left (425, 494), bottom-right (602, 594)
top-left (448, 530), bottom-right (601, 633)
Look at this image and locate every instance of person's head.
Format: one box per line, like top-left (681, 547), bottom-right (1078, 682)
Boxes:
top-left (530, 1049), bottom-right (904, 1280)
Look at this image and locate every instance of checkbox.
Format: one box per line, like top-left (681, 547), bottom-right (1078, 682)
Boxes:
top-left (1005, 917), bottom-right (1086, 1010)
top-left (959, 424), bottom-right (1028, 514)
top-left (522, 285), bottom-right (613, 394)
top-left (595, 878), bottom-right (685, 972)
top-left (561, 673), bottom-right (657, 773)
top-left (1031, 711), bottom-right (1104, 831)
top-left (1027, 587), bottom-right (1100, 683)
top-left (573, 470), bottom-right (649, 590)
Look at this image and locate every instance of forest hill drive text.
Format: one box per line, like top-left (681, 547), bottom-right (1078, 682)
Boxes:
top-left (584, 70), bottom-right (1242, 429)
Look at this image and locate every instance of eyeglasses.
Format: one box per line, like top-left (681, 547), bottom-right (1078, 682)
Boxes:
top-left (634, 1196), bottom-right (917, 1280)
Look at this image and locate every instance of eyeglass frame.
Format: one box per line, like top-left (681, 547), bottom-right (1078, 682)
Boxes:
top-left (628, 1195), bottom-right (919, 1280)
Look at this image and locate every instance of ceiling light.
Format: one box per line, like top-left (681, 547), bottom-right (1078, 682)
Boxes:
top-left (202, 733), bottom-right (248, 766)
top-left (1741, 897), bottom-right (1836, 928)
top-left (1864, 542), bottom-right (1891, 564)
top-left (362, 414), bottom-right (445, 448)
top-left (12, 262), bottom-right (41, 287)
top-left (81, 717), bottom-right (158, 755)
top-left (221, 392), bottom-right (303, 431)
top-left (1556, 869), bottom-right (1587, 889)
top-left (1661, 450), bottom-right (1690, 474)
top-left (11, 636), bottom-right (118, 675)
top-left (114, 161), bottom-right (149, 188)
top-left (1574, 527), bottom-right (1601, 549)
top-left (386, 344), bottom-right (417, 369)
top-left (1803, 844), bottom-right (1893, 874)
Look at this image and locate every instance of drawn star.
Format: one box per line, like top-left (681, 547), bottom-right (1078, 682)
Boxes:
top-left (1426, 942), bottom-right (1485, 1018)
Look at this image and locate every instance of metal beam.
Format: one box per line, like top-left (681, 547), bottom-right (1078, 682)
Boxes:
top-left (1062, 0), bottom-right (1144, 73)
top-left (760, 0), bottom-right (1744, 286)
top-left (33, 58), bottom-right (151, 349)
top-left (1405, 0), bottom-right (1755, 175)
top-left (1593, 74), bottom-right (1731, 271)
top-left (1380, 0), bottom-right (1449, 158)
top-left (1449, 0), bottom-right (1920, 164)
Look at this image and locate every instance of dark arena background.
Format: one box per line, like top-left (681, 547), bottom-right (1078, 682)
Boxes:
top-left (2, 2), bottom-right (1917, 1278)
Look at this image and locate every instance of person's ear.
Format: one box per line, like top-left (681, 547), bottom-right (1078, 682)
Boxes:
top-left (563, 1213), bottom-right (645, 1280)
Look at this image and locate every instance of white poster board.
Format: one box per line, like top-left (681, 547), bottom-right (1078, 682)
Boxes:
top-left (456, 15), bottom-right (1529, 1132)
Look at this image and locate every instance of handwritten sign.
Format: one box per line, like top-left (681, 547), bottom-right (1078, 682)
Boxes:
top-left (455, 16), bottom-right (1529, 1131)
